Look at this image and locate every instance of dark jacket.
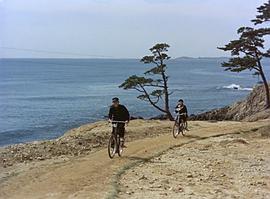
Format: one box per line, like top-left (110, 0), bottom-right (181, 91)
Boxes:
top-left (109, 104), bottom-right (130, 121)
top-left (175, 105), bottom-right (188, 115)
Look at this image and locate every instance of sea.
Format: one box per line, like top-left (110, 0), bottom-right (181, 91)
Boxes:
top-left (0, 58), bottom-right (269, 146)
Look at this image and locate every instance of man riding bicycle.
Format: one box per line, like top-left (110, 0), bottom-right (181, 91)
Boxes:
top-left (175, 99), bottom-right (188, 126)
top-left (108, 97), bottom-right (130, 147)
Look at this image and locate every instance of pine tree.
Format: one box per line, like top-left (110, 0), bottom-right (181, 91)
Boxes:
top-left (120, 43), bottom-right (173, 120)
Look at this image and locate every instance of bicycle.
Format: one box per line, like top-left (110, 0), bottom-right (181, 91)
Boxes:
top-left (108, 121), bottom-right (127, 159)
top-left (173, 113), bottom-right (188, 138)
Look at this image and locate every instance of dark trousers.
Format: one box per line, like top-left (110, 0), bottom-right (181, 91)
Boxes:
top-left (113, 123), bottom-right (125, 138)
top-left (180, 115), bottom-right (187, 123)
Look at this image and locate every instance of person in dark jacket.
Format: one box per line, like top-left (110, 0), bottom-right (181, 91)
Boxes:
top-left (175, 99), bottom-right (188, 123)
top-left (108, 97), bottom-right (130, 145)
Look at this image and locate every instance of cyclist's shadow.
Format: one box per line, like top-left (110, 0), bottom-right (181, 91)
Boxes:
top-left (124, 156), bottom-right (166, 164)
top-left (184, 134), bottom-right (201, 139)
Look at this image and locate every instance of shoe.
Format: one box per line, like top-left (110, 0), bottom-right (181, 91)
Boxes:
top-left (120, 138), bottom-right (126, 148)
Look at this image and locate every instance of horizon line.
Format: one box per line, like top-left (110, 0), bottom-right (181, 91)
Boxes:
top-left (0, 56), bottom-right (231, 60)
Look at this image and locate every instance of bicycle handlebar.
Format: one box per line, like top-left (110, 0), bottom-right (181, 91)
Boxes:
top-left (109, 120), bottom-right (127, 124)
top-left (176, 113), bottom-right (187, 116)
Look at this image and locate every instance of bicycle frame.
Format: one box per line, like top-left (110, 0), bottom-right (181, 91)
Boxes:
top-left (173, 113), bottom-right (187, 138)
top-left (175, 113), bottom-right (186, 123)
top-left (108, 121), bottom-right (127, 159)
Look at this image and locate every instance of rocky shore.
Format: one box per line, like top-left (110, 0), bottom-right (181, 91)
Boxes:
top-left (189, 84), bottom-right (270, 122)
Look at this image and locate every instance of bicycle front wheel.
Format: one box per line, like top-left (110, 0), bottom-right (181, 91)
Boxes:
top-left (108, 135), bottom-right (117, 159)
top-left (181, 122), bottom-right (188, 136)
top-left (173, 122), bottom-right (180, 138)
top-left (117, 136), bottom-right (123, 157)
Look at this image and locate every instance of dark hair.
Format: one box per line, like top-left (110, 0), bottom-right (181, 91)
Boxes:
top-left (112, 97), bottom-right (119, 102)
top-left (178, 99), bottom-right (184, 102)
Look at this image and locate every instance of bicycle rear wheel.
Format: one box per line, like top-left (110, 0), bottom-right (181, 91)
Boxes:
top-left (108, 135), bottom-right (117, 159)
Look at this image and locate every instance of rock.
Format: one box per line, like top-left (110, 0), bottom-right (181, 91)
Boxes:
top-left (258, 125), bottom-right (270, 137)
top-left (187, 174), bottom-right (193, 178)
top-left (220, 173), bottom-right (226, 177)
top-left (231, 138), bottom-right (249, 145)
top-left (7, 162), bottom-right (13, 166)
top-left (126, 191), bottom-right (134, 195)
top-left (221, 138), bottom-right (249, 145)
top-left (189, 84), bottom-right (270, 121)
top-left (174, 186), bottom-right (184, 193)
top-left (130, 116), bottom-right (144, 120)
top-left (139, 175), bottom-right (148, 180)
top-left (150, 114), bottom-right (168, 120)
top-left (37, 157), bottom-right (45, 161)
top-left (189, 106), bottom-right (230, 121)
top-left (92, 144), bottom-right (101, 148)
top-left (150, 185), bottom-right (162, 189)
top-left (160, 192), bottom-right (168, 196)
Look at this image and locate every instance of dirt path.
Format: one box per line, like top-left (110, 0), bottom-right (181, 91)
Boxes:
top-left (0, 120), bottom-right (269, 199)
top-left (120, 124), bottom-right (270, 199)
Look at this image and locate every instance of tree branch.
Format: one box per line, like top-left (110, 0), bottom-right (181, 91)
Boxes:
top-left (139, 84), bottom-right (167, 113)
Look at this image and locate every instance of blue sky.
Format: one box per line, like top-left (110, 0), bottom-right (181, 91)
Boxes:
top-left (0, 0), bottom-right (267, 58)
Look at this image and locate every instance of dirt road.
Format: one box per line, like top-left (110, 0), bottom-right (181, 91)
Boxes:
top-left (0, 120), bottom-right (269, 199)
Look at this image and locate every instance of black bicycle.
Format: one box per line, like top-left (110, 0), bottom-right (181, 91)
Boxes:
top-left (173, 113), bottom-right (188, 138)
top-left (108, 121), bottom-right (126, 159)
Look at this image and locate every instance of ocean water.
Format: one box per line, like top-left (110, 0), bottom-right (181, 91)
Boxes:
top-left (0, 58), bottom-right (269, 146)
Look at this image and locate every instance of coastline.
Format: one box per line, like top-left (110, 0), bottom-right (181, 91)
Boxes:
top-left (1, 119), bottom-right (269, 198)
top-left (2, 58), bottom-right (264, 146)
top-left (1, 84), bottom-right (270, 166)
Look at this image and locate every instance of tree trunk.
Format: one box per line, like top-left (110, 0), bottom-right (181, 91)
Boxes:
top-left (158, 58), bottom-right (173, 120)
top-left (156, 50), bottom-right (173, 120)
top-left (258, 59), bottom-right (270, 109)
top-left (260, 69), bottom-right (270, 108)
top-left (164, 83), bottom-right (173, 120)
top-left (166, 110), bottom-right (174, 121)
top-left (161, 71), bottom-right (173, 120)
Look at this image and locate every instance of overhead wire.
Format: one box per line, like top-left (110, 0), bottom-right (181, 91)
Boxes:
top-left (0, 46), bottom-right (115, 66)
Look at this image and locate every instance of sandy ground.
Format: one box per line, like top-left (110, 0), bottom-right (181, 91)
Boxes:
top-left (120, 126), bottom-right (270, 199)
top-left (0, 120), bottom-right (269, 199)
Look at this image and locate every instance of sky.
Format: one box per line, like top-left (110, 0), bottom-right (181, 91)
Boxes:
top-left (0, 0), bottom-right (268, 58)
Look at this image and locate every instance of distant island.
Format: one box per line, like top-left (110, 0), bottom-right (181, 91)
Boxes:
top-left (173, 56), bottom-right (229, 60)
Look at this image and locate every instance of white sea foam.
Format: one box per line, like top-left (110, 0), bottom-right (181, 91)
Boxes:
top-left (221, 84), bottom-right (253, 91)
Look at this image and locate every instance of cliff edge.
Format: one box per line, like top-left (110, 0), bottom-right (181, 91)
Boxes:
top-left (190, 84), bottom-right (270, 121)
